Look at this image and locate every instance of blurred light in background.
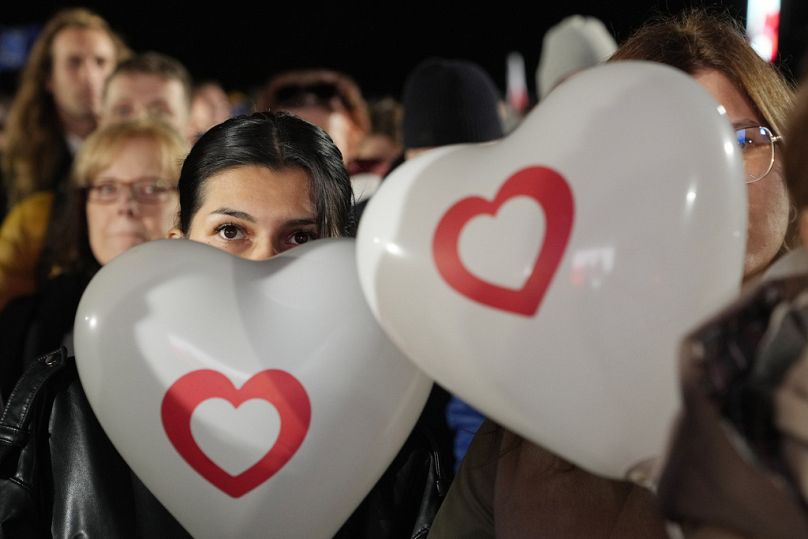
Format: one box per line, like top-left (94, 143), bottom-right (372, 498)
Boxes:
top-left (747, 0), bottom-right (781, 62)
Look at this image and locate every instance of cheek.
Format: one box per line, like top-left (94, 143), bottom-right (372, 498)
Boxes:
top-left (146, 198), bottom-right (180, 239)
top-left (85, 204), bottom-right (110, 262)
top-left (326, 113), bottom-right (356, 157)
top-left (85, 204), bottom-right (105, 240)
top-left (746, 175), bottom-right (789, 254)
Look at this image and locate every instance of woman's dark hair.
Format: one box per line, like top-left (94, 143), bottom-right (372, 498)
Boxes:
top-left (177, 111), bottom-right (355, 238)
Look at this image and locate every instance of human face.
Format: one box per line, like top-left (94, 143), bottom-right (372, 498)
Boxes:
top-left (172, 165), bottom-right (318, 260)
top-left (693, 70), bottom-right (789, 280)
top-left (86, 137), bottom-right (179, 265)
top-left (102, 73), bottom-right (191, 137)
top-left (48, 27), bottom-right (116, 122)
top-left (284, 105), bottom-right (355, 162)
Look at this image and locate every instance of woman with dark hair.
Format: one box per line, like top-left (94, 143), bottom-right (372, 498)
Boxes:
top-left (168, 110), bottom-right (448, 538)
top-left (1, 110), bottom-right (445, 538)
top-left (428, 9), bottom-right (795, 538)
top-left (168, 110), bottom-right (355, 254)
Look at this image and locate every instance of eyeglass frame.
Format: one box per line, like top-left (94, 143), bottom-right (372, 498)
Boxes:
top-left (83, 177), bottom-right (177, 205)
top-left (735, 125), bottom-right (783, 184)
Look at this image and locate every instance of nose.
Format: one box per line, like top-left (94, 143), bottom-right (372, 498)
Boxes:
top-left (245, 239), bottom-right (276, 261)
top-left (114, 186), bottom-right (140, 215)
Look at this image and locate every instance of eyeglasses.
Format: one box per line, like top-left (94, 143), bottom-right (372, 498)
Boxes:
top-left (735, 126), bottom-right (782, 184)
top-left (85, 177), bottom-right (176, 204)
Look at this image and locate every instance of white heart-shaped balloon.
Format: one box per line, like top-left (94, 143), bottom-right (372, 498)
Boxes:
top-left (356, 61), bottom-right (746, 479)
top-left (74, 238), bottom-right (431, 538)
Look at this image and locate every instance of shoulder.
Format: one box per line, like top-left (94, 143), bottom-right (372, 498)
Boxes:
top-left (1, 190), bottom-right (55, 239)
top-left (7, 191), bottom-right (55, 220)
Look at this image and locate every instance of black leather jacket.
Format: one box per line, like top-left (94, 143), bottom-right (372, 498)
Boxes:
top-left (0, 273), bottom-right (450, 538)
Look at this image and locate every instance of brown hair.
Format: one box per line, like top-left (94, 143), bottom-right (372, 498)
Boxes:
top-left (2, 7), bottom-right (131, 205)
top-left (610, 9), bottom-right (794, 138)
top-left (610, 8), bottom-right (796, 253)
top-left (785, 84), bottom-right (808, 210)
top-left (105, 51), bottom-right (194, 113)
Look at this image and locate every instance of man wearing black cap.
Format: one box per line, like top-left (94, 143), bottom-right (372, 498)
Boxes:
top-left (355, 57), bottom-right (505, 216)
top-left (353, 57), bottom-right (506, 486)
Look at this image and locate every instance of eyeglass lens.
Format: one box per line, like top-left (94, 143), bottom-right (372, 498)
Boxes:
top-left (88, 179), bottom-right (173, 204)
top-left (735, 126), bottom-right (776, 183)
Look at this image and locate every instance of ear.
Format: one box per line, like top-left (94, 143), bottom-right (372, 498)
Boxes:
top-left (167, 227), bottom-right (184, 239)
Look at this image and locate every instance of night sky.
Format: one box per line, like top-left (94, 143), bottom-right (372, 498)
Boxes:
top-left (3, 0), bottom-right (807, 101)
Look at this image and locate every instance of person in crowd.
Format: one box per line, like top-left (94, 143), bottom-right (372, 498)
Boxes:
top-left (354, 57), bottom-right (505, 222)
top-left (353, 96), bottom-right (403, 177)
top-left (427, 9), bottom-right (795, 538)
top-left (535, 14), bottom-right (617, 102)
top-left (649, 61), bottom-right (808, 539)
top-left (349, 96), bottom-right (404, 203)
top-left (168, 110), bottom-right (353, 253)
top-left (0, 51), bottom-right (194, 313)
top-left (100, 51), bottom-right (194, 140)
top-left (1, 7), bottom-right (130, 213)
top-left (0, 110), bottom-right (443, 537)
top-left (257, 68), bottom-right (370, 172)
top-left (390, 57), bottom-right (507, 473)
top-left (0, 119), bottom-right (191, 536)
top-left (0, 7), bottom-right (131, 308)
top-left (168, 111), bottom-right (447, 538)
top-left (785, 79), bottom-right (808, 250)
top-left (188, 80), bottom-right (232, 141)
top-left (0, 118), bottom-right (188, 398)
top-left (401, 57), bottom-right (504, 162)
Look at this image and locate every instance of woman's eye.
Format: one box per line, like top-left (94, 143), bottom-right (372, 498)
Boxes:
top-left (216, 224), bottom-right (245, 240)
top-left (97, 183), bottom-right (118, 195)
top-left (290, 231), bottom-right (317, 245)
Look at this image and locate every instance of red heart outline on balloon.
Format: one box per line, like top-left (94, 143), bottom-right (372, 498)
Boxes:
top-left (433, 166), bottom-right (574, 316)
top-left (161, 369), bottom-right (311, 498)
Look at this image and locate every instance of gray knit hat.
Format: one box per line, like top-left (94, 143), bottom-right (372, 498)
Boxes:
top-left (402, 58), bottom-right (504, 149)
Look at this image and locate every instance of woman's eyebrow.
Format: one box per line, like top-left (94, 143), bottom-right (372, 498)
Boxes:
top-left (732, 118), bottom-right (762, 128)
top-left (285, 218), bottom-right (318, 226)
top-left (210, 208), bottom-right (255, 222)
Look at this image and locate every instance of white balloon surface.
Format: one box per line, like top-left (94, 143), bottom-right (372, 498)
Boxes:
top-left (356, 61), bottom-right (747, 479)
top-left (74, 238), bottom-right (431, 538)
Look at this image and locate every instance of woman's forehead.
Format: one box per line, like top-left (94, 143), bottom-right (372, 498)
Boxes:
top-left (199, 165), bottom-right (313, 211)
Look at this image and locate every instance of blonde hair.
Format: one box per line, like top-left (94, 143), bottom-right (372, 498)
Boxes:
top-left (2, 7), bottom-right (131, 204)
top-left (73, 118), bottom-right (189, 189)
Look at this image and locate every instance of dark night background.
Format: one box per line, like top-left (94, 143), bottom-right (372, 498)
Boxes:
top-left (3, 0), bottom-right (808, 102)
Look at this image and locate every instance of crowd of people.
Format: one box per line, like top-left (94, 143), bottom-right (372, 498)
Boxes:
top-left (0, 4), bottom-right (808, 539)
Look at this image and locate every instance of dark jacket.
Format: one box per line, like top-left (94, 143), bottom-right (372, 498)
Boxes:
top-left (0, 272), bottom-right (451, 538)
top-left (0, 272), bottom-right (191, 538)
